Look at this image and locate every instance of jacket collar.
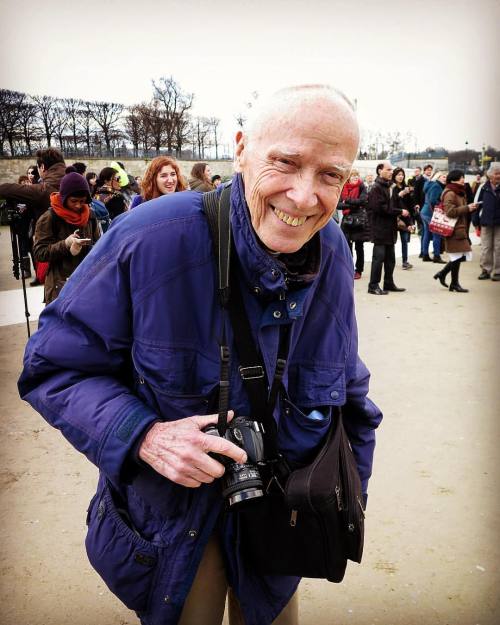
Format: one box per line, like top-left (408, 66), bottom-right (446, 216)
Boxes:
top-left (375, 176), bottom-right (391, 188)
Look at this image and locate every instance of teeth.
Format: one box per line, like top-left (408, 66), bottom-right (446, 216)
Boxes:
top-left (273, 207), bottom-right (307, 227)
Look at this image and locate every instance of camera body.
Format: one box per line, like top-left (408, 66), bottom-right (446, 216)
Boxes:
top-left (2, 201), bottom-right (27, 226)
top-left (203, 416), bottom-right (265, 506)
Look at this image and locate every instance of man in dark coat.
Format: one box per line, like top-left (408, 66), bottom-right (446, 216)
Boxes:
top-left (474, 163), bottom-right (500, 280)
top-left (367, 161), bottom-right (409, 294)
top-left (0, 148), bottom-right (66, 284)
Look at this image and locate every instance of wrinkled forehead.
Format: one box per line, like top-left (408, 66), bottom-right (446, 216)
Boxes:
top-left (249, 97), bottom-right (359, 163)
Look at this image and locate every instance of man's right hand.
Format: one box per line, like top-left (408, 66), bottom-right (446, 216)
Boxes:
top-left (138, 412), bottom-right (247, 488)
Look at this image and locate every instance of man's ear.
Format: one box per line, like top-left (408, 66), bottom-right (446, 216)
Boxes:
top-left (234, 130), bottom-right (245, 173)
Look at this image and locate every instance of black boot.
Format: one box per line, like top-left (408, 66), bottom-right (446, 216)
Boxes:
top-left (434, 262), bottom-right (452, 288)
top-left (449, 259), bottom-right (468, 292)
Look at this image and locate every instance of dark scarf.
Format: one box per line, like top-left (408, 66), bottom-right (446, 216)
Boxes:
top-left (341, 179), bottom-right (362, 200)
top-left (445, 182), bottom-right (466, 196)
top-left (275, 235), bottom-right (321, 289)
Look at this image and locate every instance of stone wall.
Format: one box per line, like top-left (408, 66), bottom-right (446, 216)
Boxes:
top-left (0, 157), bottom-right (236, 185)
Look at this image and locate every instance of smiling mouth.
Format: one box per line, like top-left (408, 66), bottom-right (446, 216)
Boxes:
top-left (272, 206), bottom-right (308, 227)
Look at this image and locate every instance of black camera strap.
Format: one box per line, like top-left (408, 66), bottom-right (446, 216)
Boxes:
top-left (203, 187), bottom-right (291, 460)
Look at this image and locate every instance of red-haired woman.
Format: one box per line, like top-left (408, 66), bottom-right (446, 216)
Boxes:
top-left (129, 157), bottom-right (187, 209)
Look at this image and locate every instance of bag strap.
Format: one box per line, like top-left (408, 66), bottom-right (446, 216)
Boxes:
top-left (203, 187), bottom-right (232, 434)
top-left (202, 186), bottom-right (291, 460)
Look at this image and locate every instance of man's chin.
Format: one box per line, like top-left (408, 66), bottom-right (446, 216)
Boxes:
top-left (259, 234), bottom-right (306, 255)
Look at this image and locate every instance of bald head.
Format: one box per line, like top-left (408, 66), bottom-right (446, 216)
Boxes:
top-left (244, 84), bottom-right (359, 151)
top-left (234, 84), bottom-right (360, 254)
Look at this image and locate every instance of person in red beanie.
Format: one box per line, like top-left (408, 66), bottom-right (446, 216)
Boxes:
top-left (33, 172), bottom-right (101, 304)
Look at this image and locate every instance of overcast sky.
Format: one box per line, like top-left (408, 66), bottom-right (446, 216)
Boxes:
top-left (1, 0), bottom-right (499, 153)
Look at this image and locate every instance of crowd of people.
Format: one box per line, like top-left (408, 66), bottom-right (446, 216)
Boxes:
top-left (337, 161), bottom-right (499, 293)
top-left (0, 151), bottom-right (223, 303)
top-left (0, 147), bottom-right (499, 306)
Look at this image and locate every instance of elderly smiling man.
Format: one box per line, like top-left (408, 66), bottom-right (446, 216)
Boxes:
top-left (19, 85), bottom-right (382, 625)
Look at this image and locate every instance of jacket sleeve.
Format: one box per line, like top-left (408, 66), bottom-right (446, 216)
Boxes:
top-left (427, 184), bottom-right (443, 208)
top-left (443, 192), bottom-right (469, 218)
top-left (33, 213), bottom-right (71, 263)
top-left (0, 181), bottom-right (44, 207)
top-left (342, 299), bottom-right (383, 497)
top-left (18, 230), bottom-right (159, 488)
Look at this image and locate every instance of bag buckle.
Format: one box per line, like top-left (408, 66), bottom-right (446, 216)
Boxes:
top-left (239, 365), bottom-right (265, 380)
top-left (220, 345), bottom-right (230, 362)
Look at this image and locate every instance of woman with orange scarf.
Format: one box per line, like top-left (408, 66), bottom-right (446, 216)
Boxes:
top-left (33, 173), bottom-right (100, 304)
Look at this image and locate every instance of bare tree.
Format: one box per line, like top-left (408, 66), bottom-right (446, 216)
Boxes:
top-left (52, 101), bottom-right (68, 152)
top-left (152, 76), bottom-right (193, 154)
top-left (18, 97), bottom-right (39, 155)
top-left (124, 105), bottom-right (142, 157)
top-left (63, 98), bottom-right (83, 153)
top-left (77, 101), bottom-right (95, 157)
top-left (208, 117), bottom-right (221, 159)
top-left (173, 111), bottom-right (191, 157)
top-left (0, 89), bottom-right (25, 155)
top-left (193, 117), bottom-right (211, 159)
top-left (32, 94), bottom-right (58, 146)
top-left (88, 100), bottom-right (124, 151)
top-left (143, 100), bottom-right (167, 155)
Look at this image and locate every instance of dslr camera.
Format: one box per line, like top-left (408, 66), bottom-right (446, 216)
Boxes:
top-left (3, 201), bottom-right (27, 227)
top-left (204, 416), bottom-right (265, 506)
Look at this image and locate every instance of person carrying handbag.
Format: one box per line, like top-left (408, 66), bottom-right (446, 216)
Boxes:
top-left (433, 170), bottom-right (480, 292)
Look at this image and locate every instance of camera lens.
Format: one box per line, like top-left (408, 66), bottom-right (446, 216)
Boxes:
top-left (221, 462), bottom-right (264, 506)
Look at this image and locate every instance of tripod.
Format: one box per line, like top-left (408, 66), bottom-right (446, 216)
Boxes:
top-left (8, 209), bottom-right (32, 338)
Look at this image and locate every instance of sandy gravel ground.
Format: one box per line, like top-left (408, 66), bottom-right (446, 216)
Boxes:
top-left (0, 226), bottom-right (498, 625)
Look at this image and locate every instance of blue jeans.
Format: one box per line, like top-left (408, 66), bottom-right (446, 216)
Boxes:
top-left (400, 230), bottom-right (410, 263)
top-left (421, 212), bottom-right (442, 257)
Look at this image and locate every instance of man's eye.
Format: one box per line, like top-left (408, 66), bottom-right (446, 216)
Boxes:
top-left (324, 172), bottom-right (342, 182)
top-left (277, 158), bottom-right (294, 167)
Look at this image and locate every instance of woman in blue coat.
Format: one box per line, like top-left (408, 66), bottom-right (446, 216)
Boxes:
top-left (420, 171), bottom-right (447, 263)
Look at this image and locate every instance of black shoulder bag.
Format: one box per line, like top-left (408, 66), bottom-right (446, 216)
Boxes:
top-left (203, 187), bottom-right (365, 583)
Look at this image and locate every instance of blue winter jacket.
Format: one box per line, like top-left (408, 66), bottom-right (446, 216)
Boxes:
top-left (421, 180), bottom-right (444, 218)
top-left (18, 174), bottom-right (382, 625)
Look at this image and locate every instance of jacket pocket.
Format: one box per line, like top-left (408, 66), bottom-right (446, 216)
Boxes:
top-left (132, 344), bottom-right (218, 420)
top-left (85, 482), bottom-right (160, 612)
top-left (279, 365), bottom-right (345, 466)
top-left (287, 363), bottom-right (346, 407)
top-left (279, 397), bottom-right (331, 466)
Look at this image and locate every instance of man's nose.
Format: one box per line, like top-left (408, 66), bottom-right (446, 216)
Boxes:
top-left (286, 175), bottom-right (318, 210)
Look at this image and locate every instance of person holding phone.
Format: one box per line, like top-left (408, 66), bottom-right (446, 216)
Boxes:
top-left (33, 172), bottom-right (100, 304)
